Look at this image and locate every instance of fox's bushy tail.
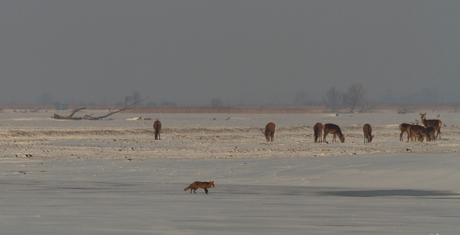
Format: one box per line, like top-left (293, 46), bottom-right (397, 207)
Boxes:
top-left (184, 184), bottom-right (192, 191)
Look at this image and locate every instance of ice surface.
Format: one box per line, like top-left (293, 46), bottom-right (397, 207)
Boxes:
top-left (1, 110), bottom-right (460, 234)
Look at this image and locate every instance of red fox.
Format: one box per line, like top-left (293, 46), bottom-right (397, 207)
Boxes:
top-left (184, 181), bottom-right (215, 194)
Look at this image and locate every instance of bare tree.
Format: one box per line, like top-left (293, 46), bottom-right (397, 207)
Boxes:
top-left (294, 90), bottom-right (309, 105)
top-left (211, 98), bottom-right (223, 106)
top-left (161, 100), bottom-right (176, 106)
top-left (37, 93), bottom-right (54, 105)
top-left (323, 87), bottom-right (343, 112)
top-left (343, 83), bottom-right (366, 113)
top-left (133, 91), bottom-right (141, 103)
top-left (420, 87), bottom-right (439, 104)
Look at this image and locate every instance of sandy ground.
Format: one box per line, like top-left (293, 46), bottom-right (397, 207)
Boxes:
top-left (1, 110), bottom-right (460, 234)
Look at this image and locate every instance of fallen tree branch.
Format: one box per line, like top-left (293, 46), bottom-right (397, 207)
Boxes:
top-left (53, 113), bottom-right (83, 120)
top-left (52, 97), bottom-right (148, 120)
top-left (69, 107), bottom-right (87, 117)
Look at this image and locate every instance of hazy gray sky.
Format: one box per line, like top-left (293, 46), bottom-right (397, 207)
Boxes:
top-left (1, 1), bottom-right (459, 105)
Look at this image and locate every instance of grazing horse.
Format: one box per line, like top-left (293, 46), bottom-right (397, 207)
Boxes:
top-left (425, 127), bottom-right (436, 142)
top-left (420, 113), bottom-right (442, 139)
top-left (262, 122), bottom-right (275, 142)
top-left (399, 123), bottom-right (411, 141)
top-left (409, 125), bottom-right (431, 142)
top-left (153, 120), bottom-right (162, 140)
top-left (313, 122), bottom-right (323, 143)
top-left (323, 123), bottom-right (345, 143)
top-left (363, 124), bottom-right (374, 143)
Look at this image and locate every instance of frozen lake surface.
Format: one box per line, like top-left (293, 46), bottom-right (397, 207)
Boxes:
top-left (1, 109), bottom-right (460, 234)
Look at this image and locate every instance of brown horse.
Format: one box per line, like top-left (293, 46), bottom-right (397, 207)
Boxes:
top-left (313, 122), bottom-right (323, 143)
top-left (399, 123), bottom-right (411, 141)
top-left (425, 127), bottom-right (436, 142)
top-left (261, 122), bottom-right (275, 142)
top-left (323, 123), bottom-right (345, 143)
top-left (363, 124), bottom-right (374, 143)
top-left (420, 113), bottom-right (442, 139)
top-left (153, 120), bottom-right (162, 140)
top-left (409, 125), bottom-right (431, 142)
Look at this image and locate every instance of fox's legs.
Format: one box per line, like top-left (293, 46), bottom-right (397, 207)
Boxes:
top-left (187, 186), bottom-right (211, 194)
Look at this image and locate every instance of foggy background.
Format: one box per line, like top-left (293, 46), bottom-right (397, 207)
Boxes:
top-left (1, 1), bottom-right (459, 106)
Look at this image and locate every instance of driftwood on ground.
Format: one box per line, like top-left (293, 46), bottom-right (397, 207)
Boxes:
top-left (52, 98), bottom-right (146, 120)
top-left (397, 107), bottom-right (417, 114)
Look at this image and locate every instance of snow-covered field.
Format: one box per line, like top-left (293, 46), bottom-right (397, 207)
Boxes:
top-left (1, 109), bottom-right (460, 234)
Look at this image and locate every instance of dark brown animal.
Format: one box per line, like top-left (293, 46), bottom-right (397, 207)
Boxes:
top-left (313, 122), bottom-right (323, 143)
top-left (409, 125), bottom-right (431, 142)
top-left (323, 123), bottom-right (345, 143)
top-left (184, 181), bottom-right (215, 194)
top-left (420, 113), bottom-right (442, 139)
top-left (261, 122), bottom-right (275, 142)
top-left (153, 120), bottom-right (162, 140)
top-left (425, 127), bottom-right (436, 141)
top-left (399, 123), bottom-right (411, 141)
top-left (363, 124), bottom-right (374, 143)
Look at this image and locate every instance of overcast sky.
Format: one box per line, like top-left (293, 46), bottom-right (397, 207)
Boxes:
top-left (1, 1), bottom-right (459, 105)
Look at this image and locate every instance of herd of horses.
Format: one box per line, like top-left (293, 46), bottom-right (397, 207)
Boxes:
top-left (263, 113), bottom-right (442, 144)
top-left (151, 113), bottom-right (442, 144)
top-left (399, 113), bottom-right (442, 142)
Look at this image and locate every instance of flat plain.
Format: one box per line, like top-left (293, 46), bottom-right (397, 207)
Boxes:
top-left (1, 109), bottom-right (460, 234)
